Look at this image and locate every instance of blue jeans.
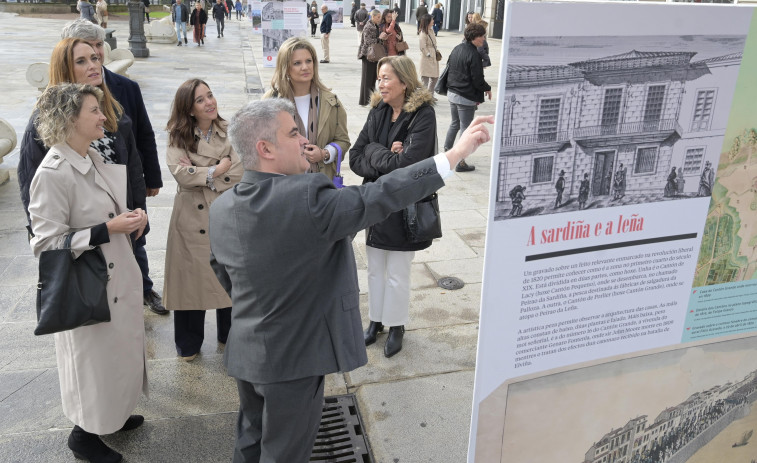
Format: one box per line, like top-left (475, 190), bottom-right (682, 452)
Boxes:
top-left (433, 23), bottom-right (440, 35)
top-left (175, 21), bottom-right (186, 41)
top-left (444, 101), bottom-right (476, 151)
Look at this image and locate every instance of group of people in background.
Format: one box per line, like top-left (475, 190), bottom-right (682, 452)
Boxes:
top-left (172, 0), bottom-right (243, 46)
top-left (17, 8), bottom-right (496, 462)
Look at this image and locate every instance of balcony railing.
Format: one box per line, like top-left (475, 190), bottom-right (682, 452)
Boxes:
top-left (573, 119), bottom-right (680, 139)
top-left (501, 131), bottom-right (570, 147)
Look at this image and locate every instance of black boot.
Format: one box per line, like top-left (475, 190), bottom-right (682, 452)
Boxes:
top-left (384, 326), bottom-right (405, 358)
top-left (68, 426), bottom-right (123, 463)
top-left (455, 160), bottom-right (475, 172)
top-left (117, 415), bottom-right (144, 432)
top-left (364, 321), bottom-right (384, 346)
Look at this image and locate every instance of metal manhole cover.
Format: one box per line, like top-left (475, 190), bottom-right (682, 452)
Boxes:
top-left (437, 276), bottom-right (465, 290)
top-left (310, 394), bottom-right (373, 462)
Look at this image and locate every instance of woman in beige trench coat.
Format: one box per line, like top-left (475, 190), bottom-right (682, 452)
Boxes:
top-left (164, 79), bottom-right (243, 360)
top-left (417, 14), bottom-right (439, 93)
top-left (29, 83), bottom-right (148, 463)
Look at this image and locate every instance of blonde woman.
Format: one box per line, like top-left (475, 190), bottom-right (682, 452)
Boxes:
top-left (470, 12), bottom-right (491, 68)
top-left (263, 37), bottom-right (350, 180)
top-left (29, 82), bottom-right (148, 463)
top-left (95, 0), bottom-right (108, 28)
top-left (417, 14), bottom-right (439, 92)
top-left (349, 56), bottom-right (437, 358)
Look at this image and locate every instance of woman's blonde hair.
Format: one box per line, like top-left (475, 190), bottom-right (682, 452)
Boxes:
top-left (35, 83), bottom-right (104, 147)
top-left (376, 55), bottom-right (423, 101)
top-left (48, 37), bottom-right (122, 133)
top-left (265, 37), bottom-right (329, 100)
top-left (471, 12), bottom-right (487, 28)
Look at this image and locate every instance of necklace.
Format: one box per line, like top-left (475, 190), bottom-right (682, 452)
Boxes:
top-left (199, 127), bottom-right (212, 143)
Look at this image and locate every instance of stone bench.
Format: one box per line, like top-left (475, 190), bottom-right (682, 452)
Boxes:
top-left (0, 118), bottom-right (17, 185)
top-left (26, 42), bottom-right (135, 91)
top-left (144, 15), bottom-right (178, 44)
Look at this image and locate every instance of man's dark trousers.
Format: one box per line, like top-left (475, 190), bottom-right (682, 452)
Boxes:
top-left (233, 376), bottom-right (324, 463)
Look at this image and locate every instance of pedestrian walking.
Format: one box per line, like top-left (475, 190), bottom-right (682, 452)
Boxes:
top-left (417, 14), bottom-right (439, 93)
top-left (470, 13), bottom-right (491, 69)
top-left (415, 1), bottom-right (427, 26)
top-left (164, 79), bottom-right (243, 361)
top-left (320, 5), bottom-right (332, 63)
top-left (142, 0), bottom-right (150, 23)
top-left (235, 0), bottom-right (242, 20)
top-left (431, 3), bottom-right (443, 36)
top-left (95, 0), bottom-right (108, 27)
top-left (355, 2), bottom-right (368, 33)
top-left (357, 9), bottom-right (381, 106)
top-left (308, 6), bottom-right (319, 38)
top-left (350, 56), bottom-right (437, 358)
top-left (172, 0), bottom-right (189, 45)
top-left (78, 0), bottom-right (97, 23)
top-left (212, 0), bottom-right (225, 37)
top-left (443, 23), bottom-right (491, 172)
top-left (190, 1), bottom-right (207, 46)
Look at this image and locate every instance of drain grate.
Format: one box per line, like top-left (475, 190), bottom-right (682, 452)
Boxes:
top-left (310, 394), bottom-right (373, 463)
top-left (437, 276), bottom-right (465, 290)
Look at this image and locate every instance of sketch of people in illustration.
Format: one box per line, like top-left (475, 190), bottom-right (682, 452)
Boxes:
top-left (698, 161), bottom-right (714, 196)
top-left (578, 173), bottom-right (590, 210)
top-left (664, 167), bottom-right (677, 197)
top-left (554, 170), bottom-right (565, 209)
top-left (613, 163), bottom-right (626, 200)
top-left (509, 185), bottom-right (526, 216)
top-left (675, 166), bottom-right (684, 194)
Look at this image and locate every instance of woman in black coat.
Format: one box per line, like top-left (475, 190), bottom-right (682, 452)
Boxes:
top-left (349, 55), bottom-right (437, 359)
top-left (307, 6), bottom-right (319, 37)
top-left (190, 1), bottom-right (208, 46)
top-left (442, 23), bottom-right (491, 172)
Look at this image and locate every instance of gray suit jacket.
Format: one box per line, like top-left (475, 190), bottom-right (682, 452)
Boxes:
top-left (209, 157), bottom-right (444, 384)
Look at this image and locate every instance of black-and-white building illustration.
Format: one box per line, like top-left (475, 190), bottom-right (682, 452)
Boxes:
top-left (261, 1), bottom-right (283, 21)
top-left (495, 36), bottom-right (745, 220)
top-left (583, 369), bottom-right (757, 463)
top-left (262, 29), bottom-right (292, 56)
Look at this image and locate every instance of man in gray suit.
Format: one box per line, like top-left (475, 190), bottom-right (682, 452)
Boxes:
top-left (209, 98), bottom-right (492, 462)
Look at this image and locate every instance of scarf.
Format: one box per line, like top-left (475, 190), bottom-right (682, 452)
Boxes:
top-left (292, 83), bottom-right (321, 173)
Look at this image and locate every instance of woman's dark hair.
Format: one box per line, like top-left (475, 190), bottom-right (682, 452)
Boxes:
top-left (166, 78), bottom-right (225, 152)
top-left (417, 13), bottom-right (433, 34)
top-left (464, 23), bottom-right (486, 42)
top-left (464, 10), bottom-right (475, 25)
top-left (380, 8), bottom-right (393, 24)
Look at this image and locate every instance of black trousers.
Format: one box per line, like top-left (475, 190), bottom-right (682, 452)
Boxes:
top-left (174, 307), bottom-right (231, 356)
top-left (233, 376), bottom-right (324, 463)
top-left (359, 57), bottom-right (377, 106)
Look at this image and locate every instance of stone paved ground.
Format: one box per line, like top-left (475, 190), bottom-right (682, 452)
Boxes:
top-left (0, 12), bottom-right (500, 463)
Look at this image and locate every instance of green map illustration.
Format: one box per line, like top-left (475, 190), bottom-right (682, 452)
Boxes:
top-left (694, 130), bottom-right (757, 286)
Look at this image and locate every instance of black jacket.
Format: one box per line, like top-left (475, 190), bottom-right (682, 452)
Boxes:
top-left (172, 2), bottom-right (189, 22)
top-left (212, 2), bottom-right (225, 19)
top-left (320, 10), bottom-right (332, 34)
top-left (447, 41), bottom-right (491, 103)
top-left (349, 88), bottom-right (437, 251)
top-left (190, 7), bottom-right (207, 25)
top-left (103, 67), bottom-right (162, 190)
top-left (19, 111), bottom-right (148, 241)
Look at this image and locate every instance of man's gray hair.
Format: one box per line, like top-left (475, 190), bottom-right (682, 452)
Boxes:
top-left (228, 98), bottom-right (296, 171)
top-left (61, 18), bottom-right (105, 41)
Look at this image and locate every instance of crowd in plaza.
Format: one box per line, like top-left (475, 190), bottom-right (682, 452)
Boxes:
top-left (18, 4), bottom-right (494, 461)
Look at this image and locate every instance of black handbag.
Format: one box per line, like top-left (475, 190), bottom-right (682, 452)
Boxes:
top-left (35, 232), bottom-right (111, 336)
top-left (434, 64), bottom-right (449, 95)
top-left (403, 193), bottom-right (442, 243)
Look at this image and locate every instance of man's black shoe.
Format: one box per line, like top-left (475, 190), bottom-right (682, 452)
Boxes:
top-left (144, 290), bottom-right (168, 315)
top-left (455, 160), bottom-right (475, 172)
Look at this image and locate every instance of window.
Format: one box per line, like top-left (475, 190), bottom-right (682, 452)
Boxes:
top-left (644, 85), bottom-right (666, 125)
top-left (691, 90), bottom-right (715, 131)
top-left (634, 147), bottom-right (658, 174)
top-left (683, 148), bottom-right (705, 174)
top-left (601, 88), bottom-right (623, 134)
top-left (532, 155), bottom-right (554, 183)
top-left (537, 97), bottom-right (561, 142)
